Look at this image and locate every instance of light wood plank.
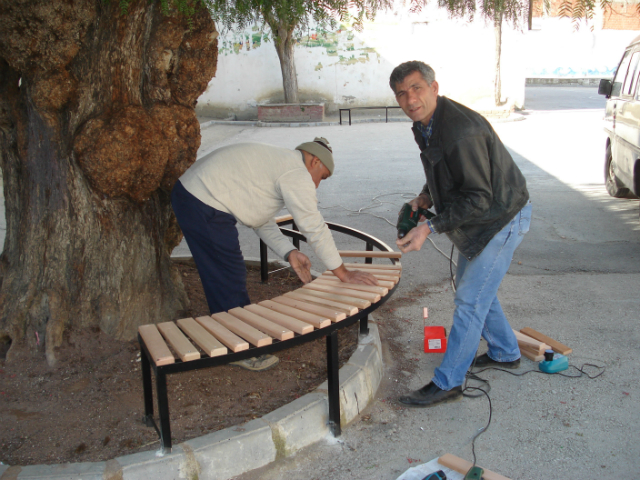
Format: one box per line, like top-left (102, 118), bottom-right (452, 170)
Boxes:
top-left (520, 327), bottom-right (572, 355)
top-left (157, 322), bottom-right (200, 362)
top-left (303, 282), bottom-right (381, 302)
top-left (318, 275), bottom-right (395, 289)
top-left (325, 268), bottom-right (399, 277)
top-left (438, 454), bottom-right (512, 480)
top-left (274, 295), bottom-right (347, 322)
top-left (259, 300), bottom-right (331, 329)
top-left (245, 304), bottom-right (314, 334)
top-left (312, 277), bottom-right (389, 295)
top-left (138, 324), bottom-right (175, 366)
top-left (322, 271), bottom-right (399, 284)
top-left (195, 316), bottom-right (250, 352)
top-left (513, 330), bottom-right (549, 353)
top-left (343, 262), bottom-right (402, 271)
top-left (294, 288), bottom-right (371, 309)
top-left (338, 250), bottom-right (402, 259)
top-left (228, 307), bottom-right (294, 341)
top-left (177, 317), bottom-right (227, 357)
top-left (274, 214), bottom-right (293, 223)
top-left (519, 347), bottom-right (544, 362)
top-left (283, 291), bottom-right (357, 316)
top-left (211, 312), bottom-right (272, 347)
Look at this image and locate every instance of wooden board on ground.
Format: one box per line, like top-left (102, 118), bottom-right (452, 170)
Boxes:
top-left (520, 327), bottom-right (573, 355)
top-left (343, 262), bottom-right (402, 271)
top-left (273, 295), bottom-right (347, 322)
top-left (513, 330), bottom-right (549, 353)
top-left (157, 322), bottom-right (201, 362)
top-left (245, 304), bottom-right (314, 335)
top-left (138, 324), bottom-right (175, 366)
top-left (338, 250), bottom-right (402, 259)
top-left (283, 291), bottom-right (357, 316)
top-left (295, 287), bottom-right (371, 309)
top-left (195, 316), bottom-right (250, 352)
top-left (274, 214), bottom-right (293, 223)
top-left (438, 453), bottom-right (512, 480)
top-left (177, 317), bottom-right (227, 357)
top-left (228, 307), bottom-right (294, 341)
top-left (312, 277), bottom-right (389, 296)
top-left (317, 275), bottom-right (395, 290)
top-left (210, 312), bottom-right (272, 347)
top-left (303, 282), bottom-right (381, 302)
top-left (519, 347), bottom-right (544, 362)
top-left (259, 300), bottom-right (331, 329)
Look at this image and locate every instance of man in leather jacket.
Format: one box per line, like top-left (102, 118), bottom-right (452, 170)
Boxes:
top-left (389, 61), bottom-right (532, 407)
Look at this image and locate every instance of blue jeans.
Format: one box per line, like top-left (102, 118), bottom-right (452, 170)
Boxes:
top-left (171, 181), bottom-right (251, 314)
top-left (432, 201), bottom-right (532, 391)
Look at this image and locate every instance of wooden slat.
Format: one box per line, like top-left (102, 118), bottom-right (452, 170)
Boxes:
top-left (228, 307), bottom-right (294, 341)
top-left (519, 347), bottom-right (544, 362)
top-left (312, 277), bottom-right (389, 295)
top-left (520, 327), bottom-right (572, 355)
top-left (211, 312), bottom-right (272, 348)
top-left (274, 295), bottom-right (347, 322)
top-left (294, 288), bottom-right (371, 309)
top-left (157, 322), bottom-right (200, 362)
top-left (338, 250), bottom-right (402, 259)
top-left (177, 317), bottom-right (227, 357)
top-left (326, 268), bottom-right (400, 277)
top-left (284, 291), bottom-right (357, 316)
top-left (245, 304), bottom-right (314, 335)
top-left (344, 262), bottom-right (402, 271)
top-left (195, 316), bottom-right (250, 352)
top-left (318, 275), bottom-right (395, 289)
top-left (303, 282), bottom-right (381, 302)
top-left (513, 330), bottom-right (549, 353)
top-left (438, 454), bottom-right (512, 480)
top-left (138, 324), bottom-right (175, 366)
top-left (259, 300), bottom-right (331, 329)
top-left (322, 271), bottom-right (399, 284)
top-left (274, 214), bottom-right (293, 223)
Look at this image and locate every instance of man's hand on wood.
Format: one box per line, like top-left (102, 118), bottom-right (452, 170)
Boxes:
top-left (332, 264), bottom-right (379, 285)
top-left (288, 250), bottom-right (312, 284)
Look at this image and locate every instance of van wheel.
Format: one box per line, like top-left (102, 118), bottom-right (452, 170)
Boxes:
top-left (605, 144), bottom-right (630, 198)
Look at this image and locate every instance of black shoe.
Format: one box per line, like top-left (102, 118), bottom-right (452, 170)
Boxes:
top-left (398, 382), bottom-right (462, 408)
top-left (472, 353), bottom-right (520, 369)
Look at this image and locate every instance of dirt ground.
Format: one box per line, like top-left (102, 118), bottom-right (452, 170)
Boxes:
top-left (0, 263), bottom-right (363, 467)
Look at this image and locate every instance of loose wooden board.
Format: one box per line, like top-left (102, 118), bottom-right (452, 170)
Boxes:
top-left (520, 327), bottom-right (572, 355)
top-left (311, 277), bottom-right (389, 295)
top-left (338, 250), bottom-right (402, 259)
top-left (438, 453), bottom-right (512, 480)
top-left (343, 262), bottom-right (402, 271)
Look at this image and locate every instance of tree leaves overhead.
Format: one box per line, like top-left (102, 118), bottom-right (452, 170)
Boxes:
top-left (556, 0), bottom-right (611, 31)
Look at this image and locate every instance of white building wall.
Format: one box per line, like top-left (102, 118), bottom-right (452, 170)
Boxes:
top-left (197, 6), bottom-right (528, 119)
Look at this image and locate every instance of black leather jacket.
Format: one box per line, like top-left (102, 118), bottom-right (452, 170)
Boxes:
top-left (413, 96), bottom-right (529, 260)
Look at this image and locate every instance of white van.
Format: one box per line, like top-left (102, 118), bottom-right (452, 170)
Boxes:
top-left (598, 34), bottom-right (640, 199)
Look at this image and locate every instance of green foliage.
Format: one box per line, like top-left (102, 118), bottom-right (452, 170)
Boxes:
top-left (555, 0), bottom-right (611, 31)
top-left (431, 0), bottom-right (527, 27)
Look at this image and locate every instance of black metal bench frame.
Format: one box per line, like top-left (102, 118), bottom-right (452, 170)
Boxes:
top-left (140, 222), bottom-right (399, 453)
top-left (338, 106), bottom-right (403, 125)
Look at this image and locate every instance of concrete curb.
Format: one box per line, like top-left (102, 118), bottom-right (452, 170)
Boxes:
top-left (0, 320), bottom-right (384, 480)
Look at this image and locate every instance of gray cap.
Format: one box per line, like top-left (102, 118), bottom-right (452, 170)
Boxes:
top-left (295, 137), bottom-right (334, 175)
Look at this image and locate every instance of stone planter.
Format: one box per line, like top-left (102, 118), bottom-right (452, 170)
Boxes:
top-left (258, 103), bottom-right (324, 123)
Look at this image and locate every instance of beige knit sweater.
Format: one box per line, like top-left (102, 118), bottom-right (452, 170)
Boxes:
top-left (179, 142), bottom-right (343, 271)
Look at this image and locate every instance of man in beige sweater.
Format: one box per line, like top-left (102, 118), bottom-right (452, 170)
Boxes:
top-left (172, 137), bottom-right (377, 369)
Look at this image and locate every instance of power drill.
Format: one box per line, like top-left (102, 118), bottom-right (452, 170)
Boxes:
top-left (397, 202), bottom-right (434, 239)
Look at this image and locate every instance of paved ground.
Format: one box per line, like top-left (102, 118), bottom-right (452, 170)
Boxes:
top-left (192, 86), bottom-right (639, 479)
top-left (1, 86), bottom-right (639, 479)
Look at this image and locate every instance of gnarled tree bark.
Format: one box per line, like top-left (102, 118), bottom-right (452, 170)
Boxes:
top-left (0, 0), bottom-right (218, 365)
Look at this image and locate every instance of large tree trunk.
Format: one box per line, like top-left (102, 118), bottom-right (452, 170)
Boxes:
top-left (266, 16), bottom-right (299, 104)
top-left (494, 10), bottom-right (504, 106)
top-left (0, 0), bottom-right (218, 365)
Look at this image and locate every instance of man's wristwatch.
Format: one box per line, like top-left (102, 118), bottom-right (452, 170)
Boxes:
top-left (426, 219), bottom-right (436, 234)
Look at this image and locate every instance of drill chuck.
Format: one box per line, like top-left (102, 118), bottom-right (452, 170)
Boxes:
top-left (397, 203), bottom-right (433, 239)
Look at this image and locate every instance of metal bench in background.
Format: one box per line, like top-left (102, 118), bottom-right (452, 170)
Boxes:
top-left (338, 106), bottom-right (403, 125)
top-left (139, 222), bottom-right (401, 453)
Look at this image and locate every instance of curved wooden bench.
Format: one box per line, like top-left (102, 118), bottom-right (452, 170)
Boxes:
top-left (139, 222), bottom-right (401, 453)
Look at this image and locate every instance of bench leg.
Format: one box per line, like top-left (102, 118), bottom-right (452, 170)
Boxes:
top-left (156, 370), bottom-right (173, 453)
top-left (260, 240), bottom-right (268, 283)
top-left (360, 314), bottom-right (369, 336)
top-left (326, 330), bottom-right (341, 436)
top-left (140, 344), bottom-right (154, 426)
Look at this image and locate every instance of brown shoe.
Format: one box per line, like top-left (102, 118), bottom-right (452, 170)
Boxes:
top-left (398, 381), bottom-right (462, 408)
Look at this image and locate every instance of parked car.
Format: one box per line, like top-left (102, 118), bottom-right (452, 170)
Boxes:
top-left (598, 34), bottom-right (640, 199)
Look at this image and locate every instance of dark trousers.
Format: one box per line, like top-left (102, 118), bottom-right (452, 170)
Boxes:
top-left (171, 181), bottom-right (251, 314)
